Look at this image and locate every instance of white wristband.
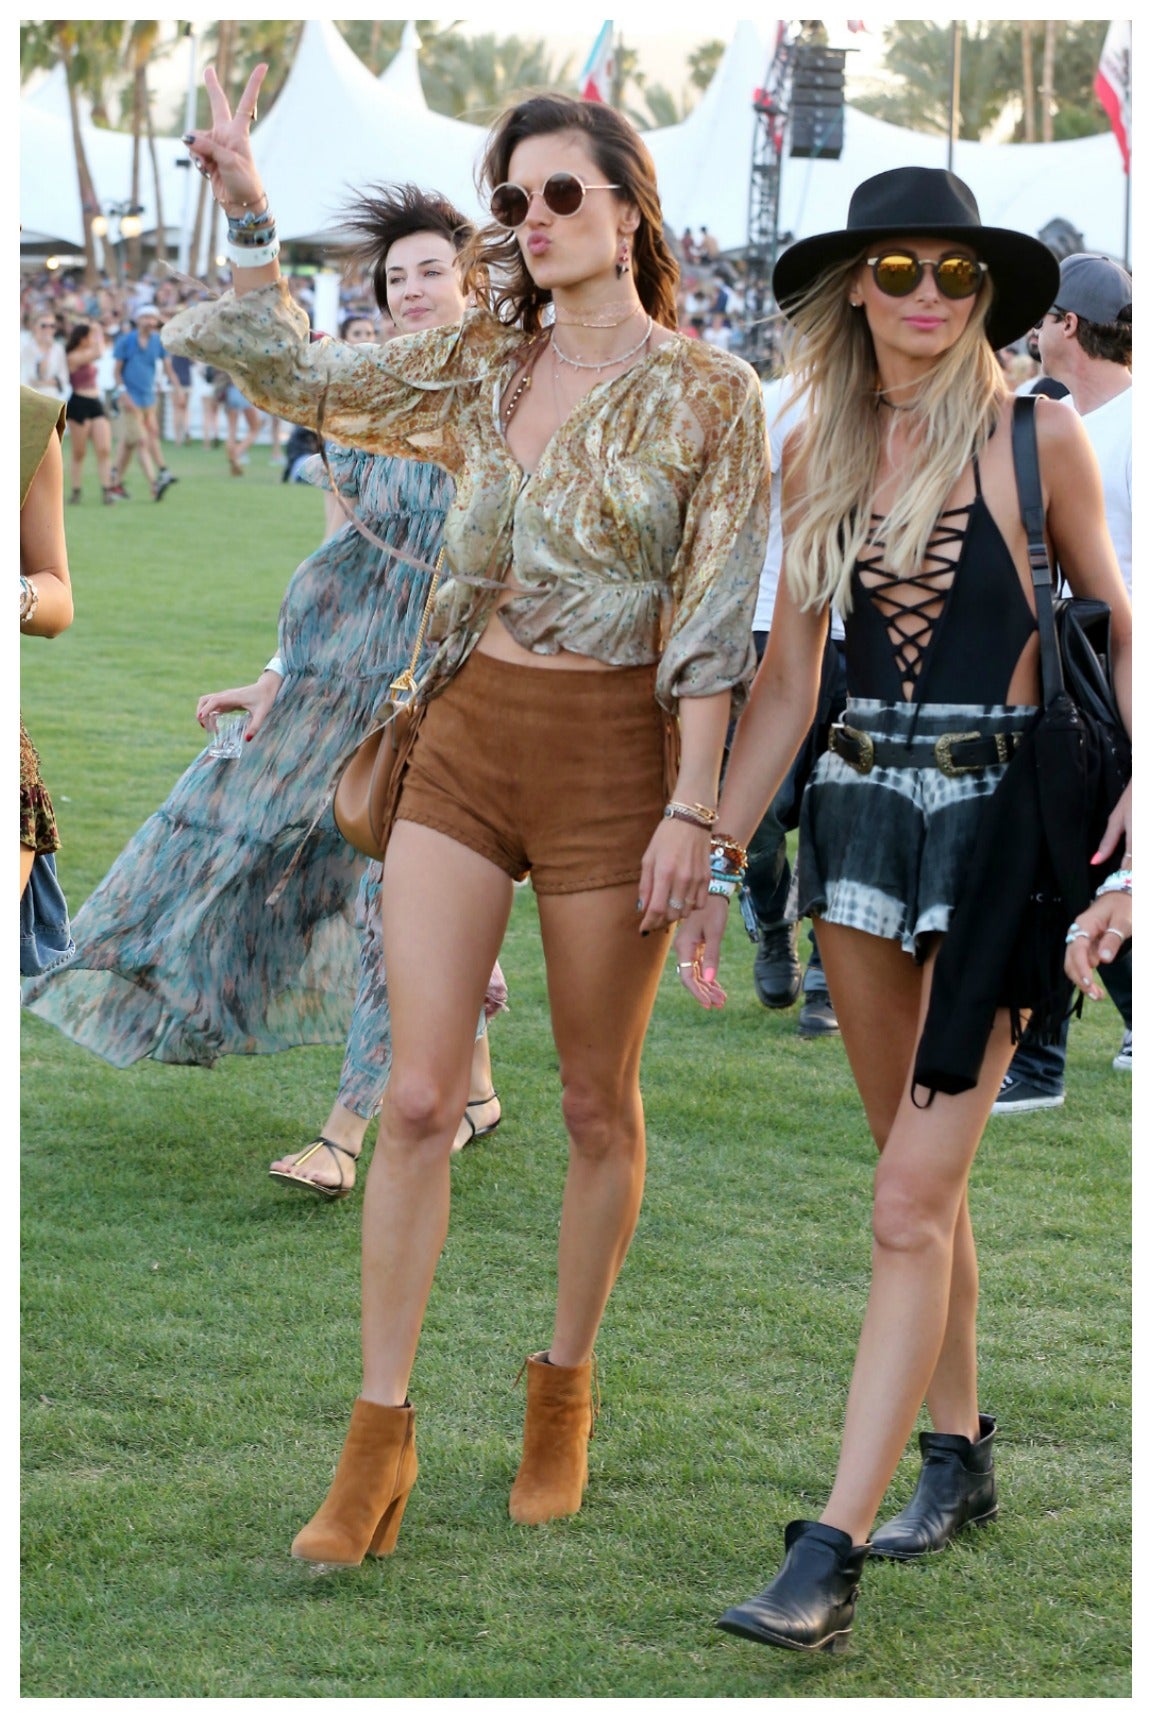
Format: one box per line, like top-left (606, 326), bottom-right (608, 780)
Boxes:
top-left (226, 236), bottom-right (280, 270)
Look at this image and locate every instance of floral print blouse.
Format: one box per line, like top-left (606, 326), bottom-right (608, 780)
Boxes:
top-left (164, 285), bottom-right (770, 710)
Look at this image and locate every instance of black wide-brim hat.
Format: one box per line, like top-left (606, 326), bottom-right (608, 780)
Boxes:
top-left (773, 166), bottom-right (1060, 350)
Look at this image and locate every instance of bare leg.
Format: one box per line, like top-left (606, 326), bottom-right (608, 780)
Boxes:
top-left (91, 416), bottom-right (114, 490)
top-left (815, 920), bottom-right (981, 1435)
top-left (235, 407), bottom-right (261, 465)
top-left (143, 407), bottom-right (164, 473)
top-left (458, 1031), bottom-right (501, 1145)
top-left (225, 408), bottom-right (241, 473)
top-left (20, 844), bottom-right (36, 897)
top-left (812, 921), bottom-right (1018, 1544)
top-left (269, 1029), bottom-right (499, 1191)
top-left (536, 885), bottom-right (671, 1365)
top-left (68, 420), bottom-right (89, 496)
top-left (360, 822), bottom-right (514, 1405)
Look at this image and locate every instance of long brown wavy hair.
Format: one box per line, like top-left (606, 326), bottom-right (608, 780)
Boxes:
top-left (464, 93), bottom-right (680, 333)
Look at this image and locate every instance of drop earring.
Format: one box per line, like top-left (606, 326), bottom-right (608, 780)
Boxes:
top-left (615, 240), bottom-right (631, 279)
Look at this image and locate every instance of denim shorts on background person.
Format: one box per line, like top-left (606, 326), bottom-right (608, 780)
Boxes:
top-left (396, 650), bottom-right (668, 895)
top-left (225, 385), bottom-right (251, 412)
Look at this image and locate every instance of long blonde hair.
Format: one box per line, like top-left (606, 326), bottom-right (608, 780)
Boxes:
top-left (781, 252), bottom-right (1008, 615)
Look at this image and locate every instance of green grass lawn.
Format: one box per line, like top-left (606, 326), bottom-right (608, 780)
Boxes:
top-left (20, 442), bottom-right (1131, 1697)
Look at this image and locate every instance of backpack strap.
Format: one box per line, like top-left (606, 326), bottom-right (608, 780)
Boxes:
top-left (1010, 395), bottom-right (1064, 707)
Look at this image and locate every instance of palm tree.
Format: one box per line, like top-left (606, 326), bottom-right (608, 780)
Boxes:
top-left (126, 22), bottom-right (162, 275)
top-left (416, 30), bottom-right (575, 124)
top-left (1041, 19), bottom-right (1057, 144)
top-left (1021, 21), bottom-right (1036, 142)
top-left (688, 40), bottom-right (726, 93)
top-left (337, 19), bottom-right (407, 75)
top-left (21, 21), bottom-right (105, 284)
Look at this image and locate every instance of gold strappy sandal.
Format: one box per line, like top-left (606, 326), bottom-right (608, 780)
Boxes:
top-left (268, 1136), bottom-right (358, 1202)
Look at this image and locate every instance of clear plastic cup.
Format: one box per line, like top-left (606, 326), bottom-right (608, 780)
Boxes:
top-left (206, 711), bottom-right (246, 759)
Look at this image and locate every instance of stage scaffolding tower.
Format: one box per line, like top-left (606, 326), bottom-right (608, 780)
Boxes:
top-left (743, 24), bottom-right (848, 373)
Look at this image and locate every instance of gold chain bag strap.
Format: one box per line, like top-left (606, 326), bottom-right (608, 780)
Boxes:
top-left (332, 546), bottom-right (444, 861)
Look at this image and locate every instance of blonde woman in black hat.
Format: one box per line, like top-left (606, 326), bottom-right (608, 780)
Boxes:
top-left (676, 167), bottom-right (1132, 1654)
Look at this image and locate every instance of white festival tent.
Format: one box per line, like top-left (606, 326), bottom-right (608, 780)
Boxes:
top-left (22, 21), bottom-right (1128, 266)
top-left (248, 19), bottom-right (487, 245)
top-left (20, 63), bottom-right (194, 252)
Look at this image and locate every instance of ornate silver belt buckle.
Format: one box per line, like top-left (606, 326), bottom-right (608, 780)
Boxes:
top-left (831, 722), bottom-right (874, 774)
top-left (934, 730), bottom-right (982, 776)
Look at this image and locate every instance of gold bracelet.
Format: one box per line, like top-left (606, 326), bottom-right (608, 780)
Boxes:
top-left (664, 799), bottom-right (718, 829)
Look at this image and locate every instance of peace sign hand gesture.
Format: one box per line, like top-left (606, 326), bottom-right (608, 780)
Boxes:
top-left (184, 63), bottom-right (268, 219)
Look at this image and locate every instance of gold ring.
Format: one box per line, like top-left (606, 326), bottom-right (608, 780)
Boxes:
top-left (676, 961), bottom-right (698, 971)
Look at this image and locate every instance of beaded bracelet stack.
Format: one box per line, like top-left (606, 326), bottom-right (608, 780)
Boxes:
top-left (708, 832), bottom-right (748, 900)
top-left (1095, 867), bottom-right (1132, 898)
top-left (19, 574), bottom-right (39, 629)
top-left (225, 197), bottom-right (279, 270)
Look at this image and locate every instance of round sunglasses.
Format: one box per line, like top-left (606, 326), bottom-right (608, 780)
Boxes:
top-left (489, 171), bottom-right (620, 230)
top-left (865, 250), bottom-right (988, 301)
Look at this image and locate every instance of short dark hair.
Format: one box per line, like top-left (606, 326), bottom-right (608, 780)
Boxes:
top-left (337, 183), bottom-right (479, 313)
top-left (339, 313), bottom-right (376, 340)
top-left (1073, 312), bottom-right (1132, 368)
top-left (468, 92), bottom-right (680, 334)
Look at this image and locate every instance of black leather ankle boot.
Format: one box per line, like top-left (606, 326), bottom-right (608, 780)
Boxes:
top-left (716, 1520), bottom-right (870, 1654)
top-left (869, 1414), bottom-right (997, 1560)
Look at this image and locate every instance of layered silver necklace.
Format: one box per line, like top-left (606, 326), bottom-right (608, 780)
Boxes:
top-left (551, 315), bottom-right (653, 374)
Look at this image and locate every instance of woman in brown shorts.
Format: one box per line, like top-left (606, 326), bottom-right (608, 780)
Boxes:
top-left (169, 64), bottom-right (770, 1566)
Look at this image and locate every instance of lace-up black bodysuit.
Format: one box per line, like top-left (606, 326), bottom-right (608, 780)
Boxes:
top-left (844, 455), bottom-right (1036, 705)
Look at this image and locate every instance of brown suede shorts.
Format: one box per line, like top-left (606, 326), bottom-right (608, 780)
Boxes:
top-left (396, 649), bottom-right (668, 895)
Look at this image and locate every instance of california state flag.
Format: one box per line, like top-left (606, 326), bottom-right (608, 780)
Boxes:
top-left (581, 21), bottom-right (616, 103)
top-left (1094, 20), bottom-right (1131, 172)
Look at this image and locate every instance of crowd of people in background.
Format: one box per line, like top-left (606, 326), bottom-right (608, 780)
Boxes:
top-left (21, 230), bottom-right (1056, 472)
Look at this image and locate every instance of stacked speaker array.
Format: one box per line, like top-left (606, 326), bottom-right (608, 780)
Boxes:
top-left (789, 45), bottom-right (847, 160)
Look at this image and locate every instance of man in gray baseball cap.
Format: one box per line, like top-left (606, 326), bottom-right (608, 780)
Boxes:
top-left (1052, 251), bottom-right (1132, 325)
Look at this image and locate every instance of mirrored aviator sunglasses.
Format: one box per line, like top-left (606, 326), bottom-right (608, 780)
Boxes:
top-left (489, 171), bottom-right (620, 229)
top-left (867, 250), bottom-right (988, 300)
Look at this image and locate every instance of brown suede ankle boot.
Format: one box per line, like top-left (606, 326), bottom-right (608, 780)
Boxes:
top-left (509, 1351), bottom-right (596, 1525)
top-left (291, 1397), bottom-right (418, 1566)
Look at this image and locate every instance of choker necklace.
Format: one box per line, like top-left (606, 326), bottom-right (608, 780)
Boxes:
top-left (554, 306), bottom-right (642, 330)
top-left (875, 392), bottom-right (917, 412)
top-left (552, 316), bottom-right (653, 373)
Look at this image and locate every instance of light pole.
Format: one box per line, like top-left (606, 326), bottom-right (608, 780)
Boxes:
top-left (177, 24), bottom-right (200, 273)
top-left (91, 202), bottom-right (145, 286)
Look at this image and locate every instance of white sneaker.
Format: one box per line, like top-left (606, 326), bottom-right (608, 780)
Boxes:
top-left (1112, 1030), bottom-right (1132, 1072)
